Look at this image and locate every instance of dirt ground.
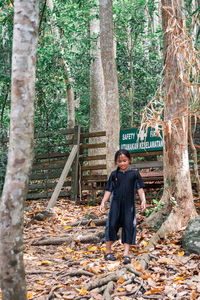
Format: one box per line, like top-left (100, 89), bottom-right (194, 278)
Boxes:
top-left (23, 198), bottom-right (200, 300)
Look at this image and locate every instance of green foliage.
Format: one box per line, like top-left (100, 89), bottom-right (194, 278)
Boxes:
top-left (145, 199), bottom-right (164, 217)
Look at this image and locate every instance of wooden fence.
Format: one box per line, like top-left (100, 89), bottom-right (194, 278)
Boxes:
top-left (27, 127), bottom-right (107, 202)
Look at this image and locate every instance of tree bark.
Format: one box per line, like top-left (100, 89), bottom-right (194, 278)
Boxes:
top-left (0, 1), bottom-right (39, 299)
top-left (89, 1), bottom-right (106, 174)
top-left (47, 0), bottom-right (76, 129)
top-left (99, 0), bottom-right (120, 175)
top-left (145, 0), bottom-right (197, 234)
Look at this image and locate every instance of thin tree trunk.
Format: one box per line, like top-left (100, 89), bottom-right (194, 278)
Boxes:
top-left (127, 25), bottom-right (134, 127)
top-left (47, 0), bottom-right (75, 129)
top-left (99, 0), bottom-right (120, 175)
top-left (0, 1), bottom-right (39, 299)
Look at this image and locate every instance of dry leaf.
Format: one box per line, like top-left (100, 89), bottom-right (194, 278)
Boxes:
top-left (89, 246), bottom-right (97, 251)
top-left (27, 291), bottom-right (34, 299)
top-left (38, 280), bottom-right (45, 285)
top-left (145, 287), bottom-right (165, 295)
top-left (40, 260), bottom-right (53, 265)
top-left (178, 251), bottom-right (184, 256)
top-left (90, 221), bottom-right (96, 226)
top-left (172, 277), bottom-right (184, 282)
top-left (117, 277), bottom-right (125, 284)
top-left (118, 287), bottom-right (125, 292)
top-left (79, 286), bottom-right (87, 296)
top-left (66, 247), bottom-right (74, 253)
top-left (64, 226), bottom-right (71, 229)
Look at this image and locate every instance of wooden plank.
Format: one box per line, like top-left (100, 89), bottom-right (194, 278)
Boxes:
top-left (71, 126), bottom-right (80, 202)
top-left (79, 154), bottom-right (106, 161)
top-left (130, 151), bottom-right (163, 157)
top-left (82, 175), bottom-right (107, 181)
top-left (27, 190), bottom-right (70, 200)
top-left (80, 143), bottom-right (106, 150)
top-left (29, 181), bottom-right (71, 190)
top-left (80, 131), bottom-right (106, 139)
top-left (30, 171), bottom-right (65, 180)
top-left (32, 162), bottom-right (65, 171)
top-left (35, 152), bottom-right (70, 160)
top-left (81, 164), bottom-right (106, 171)
top-left (33, 158), bottom-right (69, 167)
top-left (46, 145), bottom-right (78, 209)
top-left (131, 161), bottom-right (163, 169)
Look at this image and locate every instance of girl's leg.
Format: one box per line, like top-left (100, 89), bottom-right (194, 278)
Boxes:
top-left (106, 241), bottom-right (113, 253)
top-left (123, 243), bottom-right (130, 256)
top-left (122, 243), bottom-right (131, 264)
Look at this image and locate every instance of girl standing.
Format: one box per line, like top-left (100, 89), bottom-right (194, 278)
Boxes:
top-left (100, 149), bottom-right (146, 264)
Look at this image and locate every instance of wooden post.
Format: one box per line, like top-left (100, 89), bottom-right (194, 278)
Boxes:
top-left (71, 126), bottom-right (80, 202)
top-left (46, 144), bottom-right (78, 209)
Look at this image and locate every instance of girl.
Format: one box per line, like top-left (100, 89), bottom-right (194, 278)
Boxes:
top-left (100, 149), bottom-right (146, 264)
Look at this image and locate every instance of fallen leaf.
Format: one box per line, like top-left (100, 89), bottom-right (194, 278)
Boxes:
top-left (79, 286), bottom-right (87, 296)
top-left (64, 226), bottom-right (72, 229)
top-left (27, 291), bottom-right (34, 299)
top-left (66, 247), bottom-right (74, 253)
top-left (38, 280), bottom-right (45, 285)
top-left (117, 278), bottom-right (125, 284)
top-left (89, 246), bottom-right (97, 251)
top-left (118, 287), bottom-right (125, 292)
top-left (172, 277), bottom-right (184, 282)
top-left (90, 221), bottom-right (96, 226)
top-left (40, 260), bottom-right (53, 265)
top-left (178, 251), bottom-right (184, 256)
top-left (145, 287), bottom-right (165, 295)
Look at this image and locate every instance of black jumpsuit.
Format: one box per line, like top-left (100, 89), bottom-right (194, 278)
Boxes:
top-left (105, 168), bottom-right (144, 245)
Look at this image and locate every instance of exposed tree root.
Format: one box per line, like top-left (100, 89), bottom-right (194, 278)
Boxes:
top-left (139, 204), bottom-right (198, 269)
top-left (30, 230), bottom-right (105, 246)
top-left (102, 281), bottom-right (115, 300)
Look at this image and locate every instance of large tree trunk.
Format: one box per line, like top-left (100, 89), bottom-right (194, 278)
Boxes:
top-left (89, 1), bottom-right (106, 174)
top-left (0, 1), bottom-right (39, 299)
top-left (90, 1), bottom-right (106, 134)
top-left (145, 0), bottom-right (197, 242)
top-left (99, 0), bottom-right (120, 175)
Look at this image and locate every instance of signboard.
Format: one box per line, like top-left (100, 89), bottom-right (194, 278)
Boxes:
top-left (120, 127), bottom-right (163, 153)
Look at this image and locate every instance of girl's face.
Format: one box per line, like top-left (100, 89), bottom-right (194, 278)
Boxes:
top-left (116, 154), bottom-right (130, 171)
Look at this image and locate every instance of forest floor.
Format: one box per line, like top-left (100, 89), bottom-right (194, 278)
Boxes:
top-left (23, 197), bottom-right (200, 300)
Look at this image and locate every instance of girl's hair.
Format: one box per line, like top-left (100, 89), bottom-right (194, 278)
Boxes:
top-left (114, 149), bottom-right (131, 163)
top-left (113, 150), bottom-right (131, 184)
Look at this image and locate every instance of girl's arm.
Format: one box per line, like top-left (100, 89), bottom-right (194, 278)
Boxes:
top-left (137, 188), bottom-right (146, 212)
top-left (99, 190), bottom-right (111, 212)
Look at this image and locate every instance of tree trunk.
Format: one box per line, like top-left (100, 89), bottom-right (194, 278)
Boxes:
top-left (0, 1), bottom-right (39, 299)
top-left (89, 0), bottom-right (106, 166)
top-left (127, 25), bottom-right (134, 128)
top-left (145, 0), bottom-right (197, 238)
top-left (99, 0), bottom-right (120, 175)
top-left (47, 0), bottom-right (76, 129)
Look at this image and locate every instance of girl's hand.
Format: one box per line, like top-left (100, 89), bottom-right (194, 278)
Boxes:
top-left (141, 199), bottom-right (146, 213)
top-left (99, 201), bottom-right (105, 213)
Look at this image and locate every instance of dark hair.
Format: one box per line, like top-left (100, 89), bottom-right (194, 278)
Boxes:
top-left (113, 149), bottom-right (131, 185)
top-left (114, 149), bottom-right (131, 163)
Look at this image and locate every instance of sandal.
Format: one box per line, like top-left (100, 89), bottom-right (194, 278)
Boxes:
top-left (104, 252), bottom-right (117, 261)
top-left (122, 256), bottom-right (131, 264)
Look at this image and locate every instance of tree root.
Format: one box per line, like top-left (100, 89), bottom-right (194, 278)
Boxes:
top-left (30, 230), bottom-right (105, 246)
top-left (102, 281), bottom-right (115, 300)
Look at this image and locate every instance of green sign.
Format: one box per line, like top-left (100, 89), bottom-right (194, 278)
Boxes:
top-left (120, 127), bottom-right (163, 153)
